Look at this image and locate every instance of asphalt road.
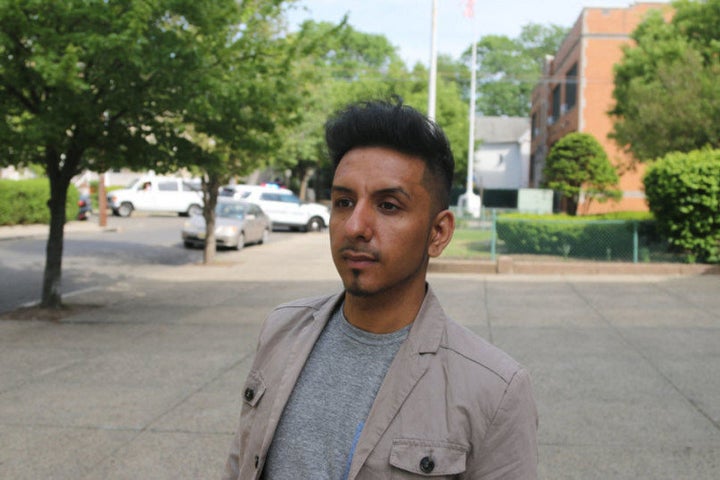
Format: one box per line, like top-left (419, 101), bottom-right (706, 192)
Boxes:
top-left (0, 214), bottom-right (300, 314)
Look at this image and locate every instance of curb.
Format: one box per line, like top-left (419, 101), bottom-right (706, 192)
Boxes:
top-left (0, 222), bottom-right (118, 241)
top-left (429, 255), bottom-right (720, 276)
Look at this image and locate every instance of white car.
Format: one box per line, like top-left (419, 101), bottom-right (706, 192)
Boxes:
top-left (219, 184), bottom-right (330, 232)
top-left (108, 176), bottom-right (203, 217)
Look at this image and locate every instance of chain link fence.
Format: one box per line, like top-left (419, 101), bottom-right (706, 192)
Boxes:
top-left (451, 209), bottom-right (686, 263)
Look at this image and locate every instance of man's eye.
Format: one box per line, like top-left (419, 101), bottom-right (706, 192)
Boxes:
top-left (379, 201), bottom-right (399, 211)
top-left (334, 198), bottom-right (353, 208)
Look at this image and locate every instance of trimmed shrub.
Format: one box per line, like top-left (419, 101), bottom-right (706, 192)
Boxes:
top-left (644, 148), bottom-right (720, 263)
top-left (0, 179), bottom-right (79, 226)
top-left (496, 213), bottom-right (659, 261)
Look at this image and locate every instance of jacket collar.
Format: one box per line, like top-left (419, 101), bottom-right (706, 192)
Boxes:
top-left (404, 285), bottom-right (447, 355)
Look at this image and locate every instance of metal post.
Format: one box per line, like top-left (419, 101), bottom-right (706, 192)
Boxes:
top-left (491, 209), bottom-right (497, 261)
top-left (633, 221), bottom-right (638, 263)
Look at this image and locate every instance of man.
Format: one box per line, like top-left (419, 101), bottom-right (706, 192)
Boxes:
top-left (223, 100), bottom-right (538, 479)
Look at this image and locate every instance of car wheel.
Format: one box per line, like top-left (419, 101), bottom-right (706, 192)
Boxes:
top-left (306, 216), bottom-right (324, 232)
top-left (233, 232), bottom-right (245, 251)
top-left (187, 204), bottom-right (202, 217)
top-left (183, 240), bottom-right (194, 249)
top-left (117, 202), bottom-right (133, 217)
top-left (259, 228), bottom-right (269, 244)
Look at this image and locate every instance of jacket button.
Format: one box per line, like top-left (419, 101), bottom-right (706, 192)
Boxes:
top-left (244, 388), bottom-right (255, 402)
top-left (419, 456), bottom-right (435, 474)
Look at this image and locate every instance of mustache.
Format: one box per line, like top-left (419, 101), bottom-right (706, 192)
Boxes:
top-left (338, 245), bottom-right (381, 261)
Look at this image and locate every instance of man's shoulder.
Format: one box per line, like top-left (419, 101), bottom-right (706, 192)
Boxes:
top-left (271, 293), bottom-right (339, 315)
top-left (256, 293), bottom-right (340, 348)
top-left (441, 319), bottom-right (523, 386)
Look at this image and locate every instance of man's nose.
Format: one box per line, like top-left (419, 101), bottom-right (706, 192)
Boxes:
top-left (345, 201), bottom-right (373, 240)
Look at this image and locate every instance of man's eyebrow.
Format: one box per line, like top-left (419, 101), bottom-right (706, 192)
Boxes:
top-left (375, 187), bottom-right (411, 201)
top-left (331, 185), bottom-right (411, 200)
top-left (331, 185), bottom-right (354, 195)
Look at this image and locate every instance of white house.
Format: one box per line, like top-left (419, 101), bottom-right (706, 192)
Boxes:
top-left (473, 116), bottom-right (531, 191)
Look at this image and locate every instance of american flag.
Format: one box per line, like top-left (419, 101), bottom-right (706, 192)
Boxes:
top-left (463, 0), bottom-right (476, 18)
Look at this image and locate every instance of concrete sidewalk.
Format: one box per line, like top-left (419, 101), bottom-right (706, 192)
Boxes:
top-left (1, 232), bottom-right (719, 479)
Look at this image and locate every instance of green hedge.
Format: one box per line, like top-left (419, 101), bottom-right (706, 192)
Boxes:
top-left (0, 179), bottom-right (79, 226)
top-left (496, 213), bottom-right (659, 261)
top-left (644, 149), bottom-right (720, 263)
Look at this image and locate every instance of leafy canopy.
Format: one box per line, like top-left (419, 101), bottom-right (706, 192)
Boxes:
top-left (463, 23), bottom-right (567, 117)
top-left (610, 0), bottom-right (720, 161)
top-left (542, 132), bottom-right (621, 215)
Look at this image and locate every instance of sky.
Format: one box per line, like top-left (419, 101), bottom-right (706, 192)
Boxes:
top-left (286, 0), bottom-right (671, 67)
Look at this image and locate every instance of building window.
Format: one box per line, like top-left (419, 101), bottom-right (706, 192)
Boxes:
top-left (566, 63), bottom-right (578, 112)
top-left (551, 85), bottom-right (561, 123)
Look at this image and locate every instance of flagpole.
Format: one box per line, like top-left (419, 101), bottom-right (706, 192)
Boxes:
top-left (466, 38), bottom-right (477, 202)
top-left (463, 0), bottom-right (481, 218)
top-left (427, 0), bottom-right (438, 120)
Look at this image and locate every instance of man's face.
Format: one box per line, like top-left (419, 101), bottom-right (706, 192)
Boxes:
top-left (330, 146), bottom-right (441, 299)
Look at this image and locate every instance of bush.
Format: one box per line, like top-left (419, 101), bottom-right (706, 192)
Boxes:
top-left (496, 212), bottom-right (658, 261)
top-left (0, 179), bottom-right (79, 226)
top-left (643, 149), bottom-right (720, 263)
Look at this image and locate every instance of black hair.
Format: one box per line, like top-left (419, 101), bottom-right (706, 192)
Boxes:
top-left (325, 99), bottom-right (455, 210)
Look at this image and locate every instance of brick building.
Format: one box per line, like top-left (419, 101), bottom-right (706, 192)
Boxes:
top-left (529, 2), bottom-right (673, 214)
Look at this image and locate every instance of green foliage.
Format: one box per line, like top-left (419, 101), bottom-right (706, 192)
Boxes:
top-left (0, 179), bottom-right (78, 225)
top-left (542, 132), bottom-right (621, 215)
top-left (276, 20), bottom-right (470, 196)
top-left (611, 1), bottom-right (720, 161)
top-left (643, 148), bottom-right (720, 263)
top-left (0, 0), bottom-right (298, 301)
top-left (495, 215), bottom-right (660, 261)
top-left (464, 23), bottom-right (568, 116)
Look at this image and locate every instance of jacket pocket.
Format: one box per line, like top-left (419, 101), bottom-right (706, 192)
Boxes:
top-left (241, 370), bottom-right (266, 408)
top-left (389, 438), bottom-right (468, 477)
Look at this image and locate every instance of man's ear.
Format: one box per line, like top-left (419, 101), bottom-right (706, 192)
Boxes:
top-left (428, 209), bottom-right (455, 258)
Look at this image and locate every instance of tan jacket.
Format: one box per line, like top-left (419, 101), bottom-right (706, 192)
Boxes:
top-left (223, 287), bottom-right (538, 479)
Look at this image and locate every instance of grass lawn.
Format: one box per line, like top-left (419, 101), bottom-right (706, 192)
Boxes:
top-left (442, 228), bottom-right (494, 259)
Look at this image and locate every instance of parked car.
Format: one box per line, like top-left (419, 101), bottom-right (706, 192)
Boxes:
top-left (108, 176), bottom-right (203, 217)
top-left (76, 194), bottom-right (92, 221)
top-left (181, 199), bottom-right (270, 250)
top-left (219, 184), bottom-right (329, 232)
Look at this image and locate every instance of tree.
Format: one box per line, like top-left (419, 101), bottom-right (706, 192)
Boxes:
top-left (0, 0), bottom-right (296, 306)
top-left (643, 148), bottom-right (720, 263)
top-left (274, 21), bottom-right (469, 198)
top-left (172, 1), bottom-right (300, 264)
top-left (610, 1), bottom-right (720, 161)
top-left (542, 132), bottom-right (621, 215)
top-left (463, 23), bottom-right (567, 117)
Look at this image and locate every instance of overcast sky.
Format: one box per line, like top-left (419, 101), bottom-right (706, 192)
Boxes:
top-left (286, 0), bottom-right (671, 66)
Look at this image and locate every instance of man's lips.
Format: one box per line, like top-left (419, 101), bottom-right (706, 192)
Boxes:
top-left (339, 248), bottom-right (379, 266)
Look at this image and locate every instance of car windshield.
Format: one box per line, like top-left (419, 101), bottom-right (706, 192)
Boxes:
top-left (216, 203), bottom-right (246, 219)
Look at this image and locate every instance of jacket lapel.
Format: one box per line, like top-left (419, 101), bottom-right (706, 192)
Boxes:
top-left (258, 293), bottom-right (345, 461)
top-left (346, 287), bottom-right (447, 479)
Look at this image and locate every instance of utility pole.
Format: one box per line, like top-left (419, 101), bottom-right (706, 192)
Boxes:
top-left (427, 0), bottom-right (438, 120)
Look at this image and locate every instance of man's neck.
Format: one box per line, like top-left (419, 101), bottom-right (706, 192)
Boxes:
top-left (342, 283), bottom-right (427, 334)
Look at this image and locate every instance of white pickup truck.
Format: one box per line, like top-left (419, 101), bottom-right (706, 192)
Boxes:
top-left (108, 176), bottom-right (203, 217)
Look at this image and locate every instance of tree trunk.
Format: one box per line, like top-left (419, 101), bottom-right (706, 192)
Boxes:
top-left (40, 149), bottom-right (75, 308)
top-left (202, 173), bottom-right (221, 264)
top-left (298, 166), bottom-right (315, 201)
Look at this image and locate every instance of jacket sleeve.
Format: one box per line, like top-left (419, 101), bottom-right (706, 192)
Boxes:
top-left (472, 368), bottom-right (539, 479)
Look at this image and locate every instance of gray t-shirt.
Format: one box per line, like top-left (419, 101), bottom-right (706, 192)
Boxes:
top-left (263, 305), bottom-right (410, 480)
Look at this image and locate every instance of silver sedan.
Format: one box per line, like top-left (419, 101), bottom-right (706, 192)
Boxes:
top-left (181, 199), bottom-right (271, 250)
